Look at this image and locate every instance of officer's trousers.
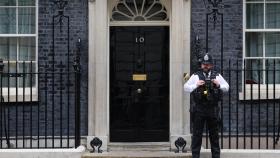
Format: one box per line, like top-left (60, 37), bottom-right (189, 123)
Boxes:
top-left (191, 113), bottom-right (220, 158)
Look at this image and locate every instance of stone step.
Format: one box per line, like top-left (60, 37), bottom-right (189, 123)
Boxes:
top-left (82, 151), bottom-right (192, 158)
top-left (108, 142), bottom-right (171, 151)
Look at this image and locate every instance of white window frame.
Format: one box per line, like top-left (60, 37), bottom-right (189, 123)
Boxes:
top-left (0, 0), bottom-right (38, 102)
top-left (240, 0), bottom-right (280, 100)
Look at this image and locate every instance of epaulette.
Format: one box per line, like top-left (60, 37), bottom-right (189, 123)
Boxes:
top-left (211, 70), bottom-right (220, 77)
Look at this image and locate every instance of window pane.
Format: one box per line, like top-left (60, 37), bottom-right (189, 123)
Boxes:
top-left (18, 63), bottom-right (36, 87)
top-left (18, 0), bottom-right (36, 6)
top-left (246, 0), bottom-right (263, 1)
top-left (246, 32), bottom-right (263, 57)
top-left (265, 32), bottom-right (280, 57)
top-left (0, 8), bottom-right (16, 34)
top-left (0, 0), bottom-right (16, 6)
top-left (111, 6), bottom-right (133, 21)
top-left (245, 59), bottom-right (263, 84)
top-left (266, 4), bottom-right (280, 28)
top-left (2, 63), bottom-right (36, 88)
top-left (18, 8), bottom-right (36, 34)
top-left (2, 63), bottom-right (17, 87)
top-left (0, 37), bottom-right (17, 60)
top-left (266, 59), bottom-right (280, 84)
top-left (246, 4), bottom-right (264, 29)
top-left (19, 37), bottom-right (36, 61)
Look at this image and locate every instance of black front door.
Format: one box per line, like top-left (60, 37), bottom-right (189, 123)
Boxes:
top-left (110, 26), bottom-right (169, 142)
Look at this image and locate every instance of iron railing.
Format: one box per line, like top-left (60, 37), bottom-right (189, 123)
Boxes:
top-left (0, 0), bottom-right (81, 148)
top-left (198, 59), bottom-right (280, 150)
top-left (0, 58), bottom-right (81, 149)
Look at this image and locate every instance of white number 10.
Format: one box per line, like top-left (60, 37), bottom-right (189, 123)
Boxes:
top-left (136, 37), bottom-right (145, 43)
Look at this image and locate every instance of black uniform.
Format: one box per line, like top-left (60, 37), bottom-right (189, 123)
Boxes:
top-left (191, 70), bottom-right (221, 158)
top-left (184, 54), bottom-right (229, 158)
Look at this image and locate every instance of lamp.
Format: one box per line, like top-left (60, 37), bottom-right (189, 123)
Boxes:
top-left (202, 0), bottom-right (223, 10)
top-left (53, 0), bottom-right (68, 14)
top-left (202, 0), bottom-right (224, 29)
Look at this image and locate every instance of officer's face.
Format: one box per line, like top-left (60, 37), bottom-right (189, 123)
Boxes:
top-left (201, 63), bottom-right (213, 72)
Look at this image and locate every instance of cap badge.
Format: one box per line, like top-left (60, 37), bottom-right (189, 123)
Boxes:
top-left (204, 54), bottom-right (209, 61)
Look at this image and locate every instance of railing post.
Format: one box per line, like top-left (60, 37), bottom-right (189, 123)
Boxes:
top-left (0, 58), bottom-right (3, 148)
top-left (73, 39), bottom-right (81, 148)
top-left (0, 59), bottom-right (10, 148)
top-left (0, 58), bottom-right (4, 73)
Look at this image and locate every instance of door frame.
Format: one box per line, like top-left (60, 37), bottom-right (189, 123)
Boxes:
top-left (88, 0), bottom-right (192, 150)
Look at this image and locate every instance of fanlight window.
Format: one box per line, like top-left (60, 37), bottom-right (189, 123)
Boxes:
top-left (111, 0), bottom-right (169, 21)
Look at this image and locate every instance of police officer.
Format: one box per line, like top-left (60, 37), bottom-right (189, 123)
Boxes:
top-left (184, 54), bottom-right (229, 158)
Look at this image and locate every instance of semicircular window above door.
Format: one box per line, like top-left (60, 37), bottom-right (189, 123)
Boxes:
top-left (111, 0), bottom-right (169, 21)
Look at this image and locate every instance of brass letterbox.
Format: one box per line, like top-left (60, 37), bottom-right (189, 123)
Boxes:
top-left (132, 74), bottom-right (147, 81)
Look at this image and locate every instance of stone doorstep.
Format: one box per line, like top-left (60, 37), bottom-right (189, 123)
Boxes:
top-left (82, 151), bottom-right (192, 158)
top-left (108, 142), bottom-right (172, 151)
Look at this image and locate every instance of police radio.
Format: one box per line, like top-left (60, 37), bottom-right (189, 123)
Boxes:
top-left (192, 70), bottom-right (222, 104)
top-left (203, 76), bottom-right (213, 97)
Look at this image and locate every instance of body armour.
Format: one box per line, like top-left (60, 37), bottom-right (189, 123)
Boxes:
top-left (192, 70), bottom-right (222, 106)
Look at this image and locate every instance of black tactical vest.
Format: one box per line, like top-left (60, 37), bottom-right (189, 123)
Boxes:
top-left (192, 70), bottom-right (222, 106)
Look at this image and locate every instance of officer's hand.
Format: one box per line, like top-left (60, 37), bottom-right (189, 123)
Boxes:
top-left (212, 79), bottom-right (220, 87)
top-left (196, 80), bottom-right (205, 87)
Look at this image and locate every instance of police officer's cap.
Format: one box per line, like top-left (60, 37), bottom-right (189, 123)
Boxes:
top-left (201, 53), bottom-right (213, 64)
